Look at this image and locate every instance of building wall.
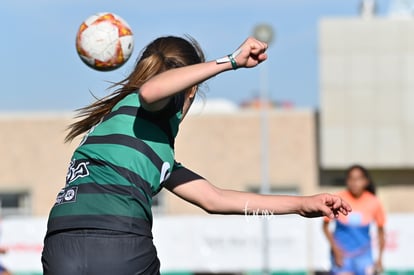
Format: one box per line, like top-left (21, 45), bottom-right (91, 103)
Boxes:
top-left (319, 18), bottom-right (414, 168)
top-left (164, 110), bottom-right (319, 214)
top-left (0, 114), bottom-right (78, 216)
top-left (1, 108), bottom-right (412, 217)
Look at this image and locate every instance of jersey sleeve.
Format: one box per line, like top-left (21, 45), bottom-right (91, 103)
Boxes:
top-left (163, 163), bottom-right (205, 191)
top-left (172, 161), bottom-right (185, 172)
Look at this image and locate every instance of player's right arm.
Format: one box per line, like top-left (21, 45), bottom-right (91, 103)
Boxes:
top-left (322, 220), bottom-right (343, 267)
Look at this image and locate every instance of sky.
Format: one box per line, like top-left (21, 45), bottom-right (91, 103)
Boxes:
top-left (2, 0), bottom-right (392, 111)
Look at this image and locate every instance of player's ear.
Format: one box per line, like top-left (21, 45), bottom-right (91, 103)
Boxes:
top-left (188, 86), bottom-right (197, 99)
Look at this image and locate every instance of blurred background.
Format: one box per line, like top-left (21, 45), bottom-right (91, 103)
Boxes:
top-left (1, 0), bottom-right (414, 274)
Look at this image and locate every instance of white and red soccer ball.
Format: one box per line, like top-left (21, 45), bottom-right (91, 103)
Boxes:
top-left (76, 12), bottom-right (134, 71)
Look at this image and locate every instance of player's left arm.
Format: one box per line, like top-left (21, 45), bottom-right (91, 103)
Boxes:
top-left (375, 201), bottom-right (387, 272)
top-left (164, 167), bottom-right (351, 218)
top-left (139, 37), bottom-right (268, 111)
top-left (376, 226), bottom-right (385, 272)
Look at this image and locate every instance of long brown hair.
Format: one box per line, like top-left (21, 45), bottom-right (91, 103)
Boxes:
top-left (65, 35), bottom-right (205, 142)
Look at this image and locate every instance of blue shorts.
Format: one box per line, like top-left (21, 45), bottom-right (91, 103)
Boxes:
top-left (331, 250), bottom-right (374, 275)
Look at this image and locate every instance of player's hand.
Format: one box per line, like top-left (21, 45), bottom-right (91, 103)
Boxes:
top-left (233, 37), bottom-right (268, 68)
top-left (332, 246), bottom-right (344, 267)
top-left (298, 193), bottom-right (352, 219)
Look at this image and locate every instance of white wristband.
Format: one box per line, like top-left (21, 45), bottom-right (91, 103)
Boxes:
top-left (215, 48), bottom-right (242, 64)
top-left (216, 56), bottom-right (231, 64)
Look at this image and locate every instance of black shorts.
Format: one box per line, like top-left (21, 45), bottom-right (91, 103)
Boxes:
top-left (42, 229), bottom-right (160, 275)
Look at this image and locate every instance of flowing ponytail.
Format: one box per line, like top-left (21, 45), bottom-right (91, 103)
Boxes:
top-left (65, 35), bottom-right (205, 142)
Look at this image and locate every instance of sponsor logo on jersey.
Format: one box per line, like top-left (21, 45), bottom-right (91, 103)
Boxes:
top-left (66, 160), bottom-right (89, 184)
top-left (55, 186), bottom-right (78, 205)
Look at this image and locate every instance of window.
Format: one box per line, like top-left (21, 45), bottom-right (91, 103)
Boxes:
top-left (320, 169), bottom-right (414, 186)
top-left (0, 191), bottom-right (31, 216)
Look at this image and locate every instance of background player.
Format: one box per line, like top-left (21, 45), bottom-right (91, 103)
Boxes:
top-left (323, 164), bottom-right (386, 275)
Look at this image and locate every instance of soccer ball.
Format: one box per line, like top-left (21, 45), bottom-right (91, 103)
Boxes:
top-left (76, 12), bottom-right (134, 71)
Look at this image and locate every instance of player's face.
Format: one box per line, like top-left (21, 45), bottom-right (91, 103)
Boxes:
top-left (346, 168), bottom-right (368, 197)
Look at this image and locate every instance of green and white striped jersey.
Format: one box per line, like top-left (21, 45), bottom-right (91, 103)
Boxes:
top-left (47, 92), bottom-right (184, 237)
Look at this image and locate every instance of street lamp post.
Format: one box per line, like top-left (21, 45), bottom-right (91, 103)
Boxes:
top-left (253, 23), bottom-right (275, 275)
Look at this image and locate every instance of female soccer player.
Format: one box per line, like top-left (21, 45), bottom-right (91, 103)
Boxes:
top-left (42, 36), bottom-right (351, 274)
top-left (323, 165), bottom-right (386, 275)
